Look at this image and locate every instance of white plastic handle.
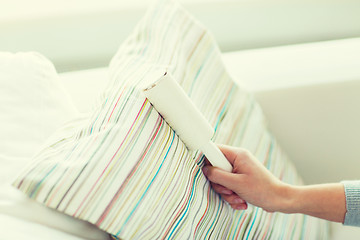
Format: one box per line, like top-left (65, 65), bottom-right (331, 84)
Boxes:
top-left (201, 140), bottom-right (233, 172)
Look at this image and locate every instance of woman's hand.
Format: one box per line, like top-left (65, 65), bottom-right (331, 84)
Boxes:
top-left (202, 145), bottom-right (288, 212)
top-left (202, 145), bottom-right (346, 223)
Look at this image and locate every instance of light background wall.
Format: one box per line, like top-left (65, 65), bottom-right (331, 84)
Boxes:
top-left (1, 0), bottom-right (360, 72)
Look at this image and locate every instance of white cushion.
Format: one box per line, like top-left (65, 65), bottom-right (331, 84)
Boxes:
top-left (0, 52), bottom-right (110, 240)
top-left (0, 52), bottom-right (78, 183)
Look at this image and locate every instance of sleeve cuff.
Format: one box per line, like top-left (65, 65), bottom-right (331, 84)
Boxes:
top-left (341, 180), bottom-right (360, 227)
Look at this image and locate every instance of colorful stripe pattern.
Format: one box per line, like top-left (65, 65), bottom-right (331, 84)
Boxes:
top-left (13, 1), bottom-right (329, 239)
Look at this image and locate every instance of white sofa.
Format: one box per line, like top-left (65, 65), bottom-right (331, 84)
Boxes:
top-left (61, 38), bottom-right (360, 185)
top-left (1, 39), bottom-right (359, 239)
top-left (60, 38), bottom-right (360, 239)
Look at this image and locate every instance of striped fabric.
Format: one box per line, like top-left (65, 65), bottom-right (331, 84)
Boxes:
top-left (13, 0), bottom-right (328, 239)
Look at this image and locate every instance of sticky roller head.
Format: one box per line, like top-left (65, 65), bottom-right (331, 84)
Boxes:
top-left (143, 73), bottom-right (233, 172)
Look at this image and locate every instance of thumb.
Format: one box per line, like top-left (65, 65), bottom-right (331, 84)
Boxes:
top-left (203, 166), bottom-right (240, 191)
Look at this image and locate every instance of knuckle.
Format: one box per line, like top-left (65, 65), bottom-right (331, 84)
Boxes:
top-left (211, 183), bottom-right (220, 190)
top-left (241, 149), bottom-right (251, 158)
top-left (237, 148), bottom-right (251, 159)
top-left (206, 169), bottom-right (212, 177)
top-left (206, 168), bottom-right (215, 180)
top-left (221, 194), bottom-right (231, 202)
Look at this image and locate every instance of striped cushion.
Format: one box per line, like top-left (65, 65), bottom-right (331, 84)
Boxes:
top-left (13, 1), bottom-right (329, 239)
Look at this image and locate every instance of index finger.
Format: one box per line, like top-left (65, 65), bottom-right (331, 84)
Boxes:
top-left (217, 144), bottom-right (239, 165)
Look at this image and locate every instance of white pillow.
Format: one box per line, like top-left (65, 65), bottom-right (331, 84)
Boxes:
top-left (0, 52), bottom-right (111, 240)
top-left (0, 52), bottom-right (78, 183)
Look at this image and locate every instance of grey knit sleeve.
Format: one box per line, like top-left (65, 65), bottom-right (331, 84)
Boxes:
top-left (341, 180), bottom-right (360, 227)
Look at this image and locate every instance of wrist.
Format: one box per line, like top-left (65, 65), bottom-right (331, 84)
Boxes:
top-left (273, 182), bottom-right (298, 214)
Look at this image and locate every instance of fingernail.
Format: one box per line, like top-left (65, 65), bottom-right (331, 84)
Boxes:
top-left (202, 166), bottom-right (208, 175)
top-left (234, 198), bottom-right (243, 204)
top-left (236, 205), bottom-right (247, 210)
top-left (222, 189), bottom-right (232, 195)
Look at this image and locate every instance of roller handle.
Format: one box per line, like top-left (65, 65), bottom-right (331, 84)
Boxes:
top-left (200, 140), bottom-right (233, 172)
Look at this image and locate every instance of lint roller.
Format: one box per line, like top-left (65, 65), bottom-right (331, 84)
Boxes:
top-left (143, 73), bottom-right (233, 172)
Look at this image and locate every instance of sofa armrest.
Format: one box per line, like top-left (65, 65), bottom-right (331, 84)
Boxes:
top-left (223, 38), bottom-right (360, 184)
